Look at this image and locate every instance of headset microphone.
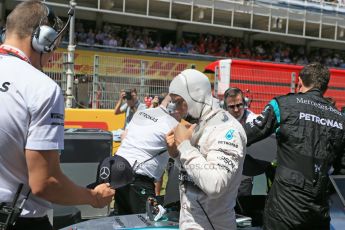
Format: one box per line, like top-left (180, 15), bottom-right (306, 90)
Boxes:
top-left (44, 7), bottom-right (75, 52)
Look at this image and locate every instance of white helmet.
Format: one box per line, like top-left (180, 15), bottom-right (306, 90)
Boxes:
top-left (169, 69), bottom-right (213, 119)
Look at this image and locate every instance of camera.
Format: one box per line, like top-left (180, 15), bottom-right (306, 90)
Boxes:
top-left (158, 96), bottom-right (164, 105)
top-left (122, 91), bottom-right (132, 100)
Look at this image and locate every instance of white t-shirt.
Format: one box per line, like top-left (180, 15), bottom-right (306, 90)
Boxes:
top-left (120, 101), bottom-right (147, 129)
top-left (116, 107), bottom-right (178, 180)
top-left (0, 46), bottom-right (64, 217)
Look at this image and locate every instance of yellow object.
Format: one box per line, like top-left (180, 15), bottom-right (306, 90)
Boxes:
top-left (54, 48), bottom-right (214, 82)
top-left (65, 108), bottom-right (125, 154)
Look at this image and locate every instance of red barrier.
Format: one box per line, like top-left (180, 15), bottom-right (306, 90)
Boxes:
top-left (205, 59), bottom-right (345, 113)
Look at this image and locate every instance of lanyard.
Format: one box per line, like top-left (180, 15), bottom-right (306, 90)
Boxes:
top-left (0, 45), bottom-right (31, 64)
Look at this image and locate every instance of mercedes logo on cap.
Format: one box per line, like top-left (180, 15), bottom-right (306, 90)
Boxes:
top-left (99, 166), bottom-right (110, 180)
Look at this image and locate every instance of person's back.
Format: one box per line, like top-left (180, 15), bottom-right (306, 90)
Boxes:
top-left (275, 91), bottom-right (344, 173)
top-left (0, 47), bottom-right (63, 216)
top-left (116, 106), bottom-right (178, 179)
top-left (114, 105), bottom-right (178, 214)
top-left (0, 2), bottom-right (114, 229)
top-left (267, 90), bottom-right (345, 228)
top-left (245, 63), bottom-right (345, 230)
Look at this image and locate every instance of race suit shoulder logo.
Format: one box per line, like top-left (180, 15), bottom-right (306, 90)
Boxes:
top-left (99, 166), bottom-right (110, 180)
top-left (225, 129), bottom-right (235, 140)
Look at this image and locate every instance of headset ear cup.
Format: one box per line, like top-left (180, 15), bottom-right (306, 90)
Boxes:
top-left (31, 25), bottom-right (58, 53)
top-left (223, 88), bottom-right (230, 110)
top-left (223, 99), bottom-right (227, 110)
top-left (31, 26), bottom-right (41, 52)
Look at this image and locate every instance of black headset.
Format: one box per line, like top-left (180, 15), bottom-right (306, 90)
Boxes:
top-left (0, 27), bottom-right (5, 44)
top-left (0, 3), bottom-right (74, 53)
top-left (223, 87), bottom-right (246, 110)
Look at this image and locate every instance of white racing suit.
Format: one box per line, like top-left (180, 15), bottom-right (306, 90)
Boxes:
top-left (176, 108), bottom-right (247, 230)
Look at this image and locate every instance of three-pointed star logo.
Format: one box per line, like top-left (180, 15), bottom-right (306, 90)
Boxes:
top-left (99, 166), bottom-right (110, 180)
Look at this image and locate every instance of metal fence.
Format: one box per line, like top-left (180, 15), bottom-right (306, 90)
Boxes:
top-left (44, 52), bottom-right (188, 109)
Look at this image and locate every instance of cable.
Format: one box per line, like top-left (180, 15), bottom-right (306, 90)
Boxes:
top-left (46, 7), bottom-right (75, 52)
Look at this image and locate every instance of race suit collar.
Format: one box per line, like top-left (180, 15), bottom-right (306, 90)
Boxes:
top-left (301, 88), bottom-right (323, 97)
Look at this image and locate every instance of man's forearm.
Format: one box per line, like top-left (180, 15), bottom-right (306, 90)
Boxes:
top-left (33, 170), bottom-right (97, 207)
top-left (26, 149), bottom-right (113, 208)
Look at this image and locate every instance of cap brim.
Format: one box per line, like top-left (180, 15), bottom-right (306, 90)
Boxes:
top-left (86, 182), bottom-right (98, 189)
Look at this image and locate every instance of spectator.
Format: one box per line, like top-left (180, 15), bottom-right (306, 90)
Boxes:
top-left (71, 22), bottom-right (345, 69)
top-left (86, 28), bottom-right (95, 45)
top-left (114, 88), bottom-right (146, 129)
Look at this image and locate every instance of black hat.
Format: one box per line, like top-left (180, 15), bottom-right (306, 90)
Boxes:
top-left (87, 155), bottom-right (134, 189)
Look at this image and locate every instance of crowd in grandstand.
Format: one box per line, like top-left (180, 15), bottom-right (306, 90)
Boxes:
top-left (277, 0), bottom-right (345, 5)
top-left (322, 0), bottom-right (345, 4)
top-left (73, 21), bottom-right (345, 69)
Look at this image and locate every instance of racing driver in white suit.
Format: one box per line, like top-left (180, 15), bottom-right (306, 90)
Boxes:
top-left (166, 69), bottom-right (247, 230)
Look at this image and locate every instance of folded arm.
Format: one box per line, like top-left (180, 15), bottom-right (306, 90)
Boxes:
top-left (178, 125), bottom-right (246, 199)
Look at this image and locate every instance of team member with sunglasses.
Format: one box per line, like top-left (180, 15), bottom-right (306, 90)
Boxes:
top-left (223, 87), bottom-right (258, 196)
top-left (223, 87), bottom-right (257, 126)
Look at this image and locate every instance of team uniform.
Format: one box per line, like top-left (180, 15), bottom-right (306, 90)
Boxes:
top-left (176, 108), bottom-right (247, 230)
top-left (245, 89), bottom-right (345, 230)
top-left (168, 69), bottom-right (247, 230)
top-left (0, 45), bottom-right (64, 218)
top-left (115, 106), bottom-right (178, 214)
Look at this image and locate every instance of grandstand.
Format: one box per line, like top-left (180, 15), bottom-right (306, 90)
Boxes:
top-left (1, 0), bottom-right (345, 112)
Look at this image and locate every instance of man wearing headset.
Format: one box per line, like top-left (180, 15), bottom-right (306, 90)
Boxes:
top-left (166, 69), bottom-right (247, 230)
top-left (223, 87), bottom-right (257, 196)
top-left (0, 2), bottom-right (114, 229)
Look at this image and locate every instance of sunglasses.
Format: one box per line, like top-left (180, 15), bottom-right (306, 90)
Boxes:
top-left (227, 103), bottom-right (244, 110)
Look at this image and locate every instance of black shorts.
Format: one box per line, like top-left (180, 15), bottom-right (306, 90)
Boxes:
top-left (114, 174), bottom-right (155, 215)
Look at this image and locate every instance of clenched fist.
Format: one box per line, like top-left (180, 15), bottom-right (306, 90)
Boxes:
top-left (166, 129), bottom-right (179, 158)
top-left (91, 183), bottom-right (115, 208)
top-left (174, 122), bottom-right (196, 146)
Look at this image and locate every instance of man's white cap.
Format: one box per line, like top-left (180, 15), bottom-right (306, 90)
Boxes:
top-left (169, 69), bottom-right (213, 119)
